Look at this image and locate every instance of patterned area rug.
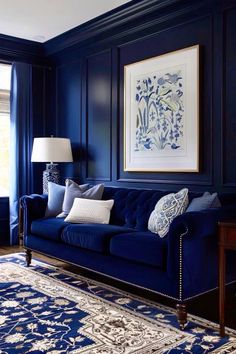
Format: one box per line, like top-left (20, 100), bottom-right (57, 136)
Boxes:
top-left (0, 254), bottom-right (236, 353)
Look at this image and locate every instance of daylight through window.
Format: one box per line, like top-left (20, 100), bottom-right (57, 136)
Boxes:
top-left (0, 63), bottom-right (11, 197)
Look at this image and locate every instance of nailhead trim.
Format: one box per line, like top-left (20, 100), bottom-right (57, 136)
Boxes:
top-left (179, 225), bottom-right (189, 301)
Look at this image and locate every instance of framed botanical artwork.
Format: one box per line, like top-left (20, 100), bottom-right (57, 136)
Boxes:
top-left (124, 45), bottom-right (199, 172)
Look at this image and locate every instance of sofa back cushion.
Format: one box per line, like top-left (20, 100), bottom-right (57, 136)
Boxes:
top-left (102, 187), bottom-right (167, 231)
top-left (102, 187), bottom-right (236, 231)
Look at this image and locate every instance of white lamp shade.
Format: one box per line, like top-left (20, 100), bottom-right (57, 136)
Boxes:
top-left (31, 137), bottom-right (73, 163)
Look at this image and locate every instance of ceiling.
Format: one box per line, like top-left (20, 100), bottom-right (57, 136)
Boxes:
top-left (0, 0), bottom-right (131, 43)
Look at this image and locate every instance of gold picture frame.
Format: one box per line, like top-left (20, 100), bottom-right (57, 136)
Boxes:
top-left (124, 45), bottom-right (199, 172)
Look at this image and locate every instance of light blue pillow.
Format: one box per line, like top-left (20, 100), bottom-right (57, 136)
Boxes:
top-left (58, 180), bottom-right (104, 217)
top-left (45, 182), bottom-right (65, 217)
top-left (148, 188), bottom-right (189, 237)
top-left (186, 192), bottom-right (221, 212)
top-left (45, 180), bottom-right (89, 217)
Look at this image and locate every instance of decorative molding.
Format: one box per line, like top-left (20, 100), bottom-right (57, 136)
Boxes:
top-left (86, 178), bottom-right (111, 182)
top-left (44, 0), bottom-right (213, 57)
top-left (222, 183), bottom-right (236, 188)
top-left (0, 33), bottom-right (47, 65)
top-left (0, 0), bottom-right (218, 65)
top-left (117, 178), bottom-right (213, 186)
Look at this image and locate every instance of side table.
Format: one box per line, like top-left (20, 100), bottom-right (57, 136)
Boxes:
top-left (218, 221), bottom-right (236, 337)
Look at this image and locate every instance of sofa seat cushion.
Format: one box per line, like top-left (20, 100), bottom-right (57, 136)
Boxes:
top-left (31, 217), bottom-right (67, 241)
top-left (110, 232), bottom-right (167, 268)
top-left (61, 224), bottom-right (135, 253)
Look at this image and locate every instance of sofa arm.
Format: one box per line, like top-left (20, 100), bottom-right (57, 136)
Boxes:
top-left (20, 194), bottom-right (48, 235)
top-left (167, 209), bottom-right (222, 299)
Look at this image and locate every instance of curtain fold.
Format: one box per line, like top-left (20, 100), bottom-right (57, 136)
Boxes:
top-left (9, 63), bottom-right (33, 245)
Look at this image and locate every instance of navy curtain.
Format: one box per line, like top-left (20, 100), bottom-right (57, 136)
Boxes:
top-left (9, 63), bottom-right (33, 245)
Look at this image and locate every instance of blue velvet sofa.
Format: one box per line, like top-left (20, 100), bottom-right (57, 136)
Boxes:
top-left (21, 186), bottom-right (236, 328)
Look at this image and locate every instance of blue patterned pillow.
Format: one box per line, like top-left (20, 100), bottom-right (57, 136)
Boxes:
top-left (148, 188), bottom-right (189, 237)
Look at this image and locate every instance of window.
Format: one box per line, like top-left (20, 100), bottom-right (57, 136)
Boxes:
top-left (0, 63), bottom-right (11, 197)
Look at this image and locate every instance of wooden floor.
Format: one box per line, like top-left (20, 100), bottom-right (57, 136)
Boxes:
top-left (0, 245), bottom-right (66, 267)
top-left (1, 245), bottom-right (236, 332)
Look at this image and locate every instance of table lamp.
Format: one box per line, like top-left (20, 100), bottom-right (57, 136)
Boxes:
top-left (31, 136), bottom-right (73, 194)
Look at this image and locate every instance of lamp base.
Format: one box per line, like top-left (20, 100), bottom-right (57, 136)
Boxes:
top-left (43, 163), bottom-right (60, 194)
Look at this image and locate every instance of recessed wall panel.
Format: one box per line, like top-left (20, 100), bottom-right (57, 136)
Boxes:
top-left (223, 8), bottom-right (236, 186)
top-left (118, 16), bottom-right (213, 186)
top-left (56, 63), bottom-right (82, 179)
top-left (86, 50), bottom-right (111, 181)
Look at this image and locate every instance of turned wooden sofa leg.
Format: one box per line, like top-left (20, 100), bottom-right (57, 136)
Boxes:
top-left (176, 303), bottom-right (187, 330)
top-left (25, 249), bottom-right (32, 267)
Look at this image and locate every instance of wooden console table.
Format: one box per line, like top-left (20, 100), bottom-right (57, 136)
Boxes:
top-left (218, 221), bottom-right (236, 337)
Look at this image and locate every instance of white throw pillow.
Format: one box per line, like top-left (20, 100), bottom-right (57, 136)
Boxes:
top-left (57, 179), bottom-right (103, 217)
top-left (148, 188), bottom-right (189, 237)
top-left (65, 198), bottom-right (114, 224)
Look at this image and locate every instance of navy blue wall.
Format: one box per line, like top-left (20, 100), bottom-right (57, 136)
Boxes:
top-left (1, 0), bottom-right (236, 243)
top-left (1, 0), bottom-right (236, 229)
top-left (49, 0), bottom-right (236, 193)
